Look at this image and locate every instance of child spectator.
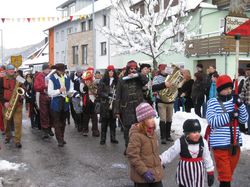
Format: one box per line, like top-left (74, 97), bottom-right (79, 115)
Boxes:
top-left (206, 75), bottom-right (248, 187)
top-left (160, 119), bottom-right (214, 187)
top-left (126, 102), bottom-right (164, 187)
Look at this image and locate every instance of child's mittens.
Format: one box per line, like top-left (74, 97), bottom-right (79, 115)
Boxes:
top-left (143, 170), bottom-right (155, 183)
top-left (207, 171), bottom-right (214, 187)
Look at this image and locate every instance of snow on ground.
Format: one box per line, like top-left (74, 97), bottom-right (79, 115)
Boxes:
top-left (171, 111), bottom-right (250, 151)
top-left (0, 160), bottom-right (26, 171)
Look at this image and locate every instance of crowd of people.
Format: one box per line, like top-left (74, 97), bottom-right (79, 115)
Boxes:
top-left (0, 60), bottom-right (249, 187)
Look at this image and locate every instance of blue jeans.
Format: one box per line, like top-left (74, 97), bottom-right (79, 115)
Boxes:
top-left (174, 98), bottom-right (180, 113)
top-left (202, 102), bottom-right (207, 118)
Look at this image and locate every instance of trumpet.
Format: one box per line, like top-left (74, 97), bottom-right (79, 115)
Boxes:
top-left (108, 85), bottom-right (116, 110)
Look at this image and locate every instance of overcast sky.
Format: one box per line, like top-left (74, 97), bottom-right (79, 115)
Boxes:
top-left (0, 0), bottom-right (65, 49)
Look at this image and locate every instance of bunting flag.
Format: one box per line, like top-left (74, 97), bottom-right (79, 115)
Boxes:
top-left (0, 15), bottom-right (88, 23)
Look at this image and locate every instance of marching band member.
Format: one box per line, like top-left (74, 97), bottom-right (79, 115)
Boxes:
top-left (0, 67), bottom-right (5, 133)
top-left (34, 64), bottom-right (54, 139)
top-left (97, 65), bottom-right (119, 145)
top-left (0, 64), bottom-right (24, 148)
top-left (140, 63), bottom-right (154, 105)
top-left (80, 67), bottom-right (100, 137)
top-left (114, 60), bottom-right (148, 154)
top-left (152, 64), bottom-right (175, 144)
top-left (48, 63), bottom-right (75, 147)
top-left (69, 66), bottom-right (83, 131)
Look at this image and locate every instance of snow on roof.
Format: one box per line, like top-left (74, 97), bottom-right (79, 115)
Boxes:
top-left (186, 0), bottom-right (204, 11)
top-left (199, 2), bottom-right (218, 9)
top-left (73, 0), bottom-right (112, 17)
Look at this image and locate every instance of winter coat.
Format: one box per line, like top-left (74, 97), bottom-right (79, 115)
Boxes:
top-left (97, 77), bottom-right (117, 118)
top-left (114, 73), bottom-right (148, 127)
top-left (240, 76), bottom-right (250, 105)
top-left (206, 97), bottom-right (248, 149)
top-left (191, 80), bottom-right (205, 106)
top-left (126, 124), bottom-right (164, 183)
top-left (178, 79), bottom-right (194, 109)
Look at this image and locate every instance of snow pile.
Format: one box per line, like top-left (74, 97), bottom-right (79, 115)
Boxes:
top-left (0, 160), bottom-right (26, 171)
top-left (172, 111), bottom-right (250, 151)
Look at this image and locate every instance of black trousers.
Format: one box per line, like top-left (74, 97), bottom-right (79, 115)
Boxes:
top-left (134, 181), bottom-right (163, 187)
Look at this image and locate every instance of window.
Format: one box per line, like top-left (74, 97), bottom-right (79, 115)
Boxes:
top-left (69, 5), bottom-right (75, 15)
top-left (81, 21), bottom-right (86, 32)
top-left (82, 45), bottom-right (88, 65)
top-left (56, 52), bottom-right (59, 63)
top-left (72, 46), bottom-right (79, 64)
top-left (173, 32), bottom-right (184, 43)
top-left (63, 9), bottom-right (68, 17)
top-left (56, 32), bottom-right (59, 43)
top-left (101, 42), bottom-right (107, 56)
top-left (61, 51), bottom-right (65, 63)
top-left (67, 27), bottom-right (73, 34)
top-left (61, 30), bottom-right (65, 41)
top-left (219, 18), bottom-right (225, 32)
top-left (103, 15), bottom-right (107, 26)
top-left (88, 19), bottom-right (93, 30)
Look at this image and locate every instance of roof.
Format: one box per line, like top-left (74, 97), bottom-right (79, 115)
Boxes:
top-left (73, 0), bottom-right (112, 17)
top-left (57, 0), bottom-right (76, 10)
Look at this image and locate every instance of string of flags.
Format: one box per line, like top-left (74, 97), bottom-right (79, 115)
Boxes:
top-left (0, 15), bottom-right (89, 23)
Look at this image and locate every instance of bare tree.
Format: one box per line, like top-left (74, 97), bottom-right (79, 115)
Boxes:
top-left (229, 0), bottom-right (248, 17)
top-left (99, 0), bottom-right (192, 69)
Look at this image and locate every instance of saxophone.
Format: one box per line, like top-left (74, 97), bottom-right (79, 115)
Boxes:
top-left (158, 65), bottom-right (184, 103)
top-left (5, 75), bottom-right (25, 120)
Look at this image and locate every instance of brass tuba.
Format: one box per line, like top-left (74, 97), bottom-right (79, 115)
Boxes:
top-left (158, 65), bottom-right (184, 103)
top-left (4, 76), bottom-right (25, 120)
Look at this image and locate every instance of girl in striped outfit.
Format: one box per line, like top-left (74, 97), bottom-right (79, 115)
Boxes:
top-left (160, 119), bottom-right (214, 187)
top-left (206, 75), bottom-right (248, 187)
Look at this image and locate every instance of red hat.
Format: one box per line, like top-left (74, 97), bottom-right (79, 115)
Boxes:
top-left (127, 60), bottom-right (137, 68)
top-left (87, 67), bottom-right (94, 71)
top-left (158, 64), bottom-right (167, 71)
top-left (107, 65), bottom-right (115, 71)
top-left (82, 70), bottom-right (94, 81)
top-left (216, 75), bottom-right (233, 93)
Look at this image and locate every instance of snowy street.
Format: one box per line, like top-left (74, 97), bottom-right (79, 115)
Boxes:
top-left (0, 111), bottom-right (250, 187)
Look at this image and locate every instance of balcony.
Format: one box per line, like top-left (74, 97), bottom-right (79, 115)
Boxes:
top-left (212, 0), bottom-right (250, 10)
top-left (185, 32), bottom-right (250, 57)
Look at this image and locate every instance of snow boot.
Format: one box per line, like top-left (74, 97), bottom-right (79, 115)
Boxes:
top-left (159, 121), bottom-right (166, 144)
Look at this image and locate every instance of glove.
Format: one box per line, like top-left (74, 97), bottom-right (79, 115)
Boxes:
top-left (228, 109), bottom-right (239, 121)
top-left (233, 94), bottom-right (244, 107)
top-left (207, 171), bottom-right (214, 186)
top-left (143, 170), bottom-right (155, 183)
top-left (73, 92), bottom-right (80, 98)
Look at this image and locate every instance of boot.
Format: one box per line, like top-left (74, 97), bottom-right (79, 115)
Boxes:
top-left (110, 120), bottom-right (118, 144)
top-left (166, 122), bottom-right (174, 142)
top-left (159, 121), bottom-right (167, 144)
top-left (220, 181), bottom-right (231, 187)
top-left (100, 121), bottom-right (107, 145)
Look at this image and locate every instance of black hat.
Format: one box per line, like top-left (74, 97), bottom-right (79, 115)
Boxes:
top-left (42, 64), bottom-right (49, 70)
top-left (55, 63), bottom-right (67, 71)
top-left (139, 63), bottom-right (151, 71)
top-left (196, 64), bottom-right (203, 69)
top-left (183, 119), bottom-right (201, 134)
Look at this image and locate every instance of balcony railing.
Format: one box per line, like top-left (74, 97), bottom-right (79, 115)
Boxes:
top-left (212, 0), bottom-right (250, 10)
top-left (185, 32), bottom-right (250, 57)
